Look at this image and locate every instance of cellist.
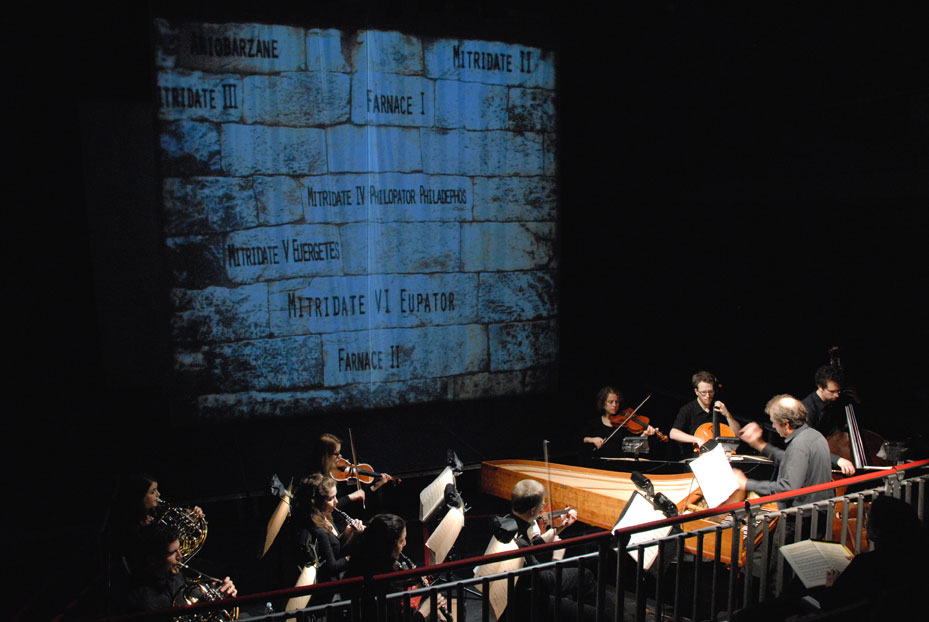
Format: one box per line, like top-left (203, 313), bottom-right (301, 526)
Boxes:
top-left (669, 371), bottom-right (741, 452)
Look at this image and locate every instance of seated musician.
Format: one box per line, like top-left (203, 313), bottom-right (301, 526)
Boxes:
top-left (290, 473), bottom-right (363, 601)
top-left (581, 386), bottom-right (656, 462)
top-left (123, 523), bottom-right (236, 613)
top-left (344, 513), bottom-right (446, 621)
top-left (499, 479), bottom-right (608, 621)
top-left (801, 364), bottom-right (845, 436)
top-left (309, 433), bottom-right (390, 509)
top-left (668, 371), bottom-right (741, 452)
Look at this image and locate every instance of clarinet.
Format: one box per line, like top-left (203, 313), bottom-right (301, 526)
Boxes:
top-left (333, 508), bottom-right (364, 532)
top-left (399, 552), bottom-right (452, 622)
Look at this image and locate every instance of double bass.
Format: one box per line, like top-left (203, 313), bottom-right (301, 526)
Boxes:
top-left (824, 346), bottom-right (891, 470)
top-left (823, 347), bottom-right (890, 552)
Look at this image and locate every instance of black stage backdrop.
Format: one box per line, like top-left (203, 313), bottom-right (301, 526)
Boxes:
top-left (7, 2), bottom-right (928, 619)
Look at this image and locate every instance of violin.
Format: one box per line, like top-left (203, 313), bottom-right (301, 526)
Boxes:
top-left (537, 503), bottom-right (577, 533)
top-left (330, 456), bottom-right (402, 486)
top-left (608, 408), bottom-right (669, 442)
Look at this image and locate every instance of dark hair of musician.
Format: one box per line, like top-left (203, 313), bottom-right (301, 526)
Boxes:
top-left (110, 473), bottom-right (158, 525)
top-left (596, 386), bottom-right (623, 413)
top-left (309, 433), bottom-right (342, 475)
top-left (345, 513), bottom-right (406, 577)
top-left (866, 495), bottom-right (924, 551)
top-left (765, 394), bottom-right (808, 429)
top-left (814, 365), bottom-right (844, 389)
top-left (691, 371), bottom-right (716, 389)
top-left (128, 522), bottom-right (179, 577)
top-left (511, 479), bottom-right (545, 515)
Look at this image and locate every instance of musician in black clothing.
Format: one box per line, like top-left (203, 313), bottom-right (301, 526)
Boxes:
top-left (292, 473), bottom-right (363, 592)
top-left (581, 386), bottom-right (656, 462)
top-left (309, 432), bottom-right (391, 510)
top-left (801, 364), bottom-right (845, 435)
top-left (123, 523), bottom-right (236, 613)
top-left (344, 513), bottom-right (446, 621)
top-left (499, 479), bottom-right (612, 621)
top-left (669, 370), bottom-right (741, 451)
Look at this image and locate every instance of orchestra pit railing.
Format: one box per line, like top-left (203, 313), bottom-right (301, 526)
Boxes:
top-left (102, 460), bottom-right (927, 622)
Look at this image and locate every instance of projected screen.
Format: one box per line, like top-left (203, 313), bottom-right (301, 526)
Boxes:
top-left (154, 20), bottom-right (558, 418)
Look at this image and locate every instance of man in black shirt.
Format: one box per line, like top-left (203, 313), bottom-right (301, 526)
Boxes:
top-left (669, 371), bottom-right (741, 454)
top-left (124, 523), bottom-right (237, 613)
top-left (801, 365), bottom-right (845, 435)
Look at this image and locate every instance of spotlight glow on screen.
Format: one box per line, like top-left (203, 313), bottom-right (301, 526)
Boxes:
top-left (154, 21), bottom-right (558, 419)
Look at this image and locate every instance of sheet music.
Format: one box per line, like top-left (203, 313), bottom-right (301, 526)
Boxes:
top-left (689, 444), bottom-right (738, 507)
top-left (285, 564), bottom-right (317, 617)
top-left (419, 466), bottom-right (455, 522)
top-left (779, 540), bottom-right (853, 588)
top-left (612, 492), bottom-right (672, 571)
top-left (473, 537), bottom-right (524, 620)
top-left (425, 506), bottom-right (464, 564)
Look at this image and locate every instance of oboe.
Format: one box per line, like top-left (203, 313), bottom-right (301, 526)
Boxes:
top-left (398, 552), bottom-right (452, 622)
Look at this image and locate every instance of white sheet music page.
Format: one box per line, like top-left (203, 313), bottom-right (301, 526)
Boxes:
top-left (419, 466), bottom-right (455, 522)
top-left (689, 444), bottom-right (738, 507)
top-left (779, 540), bottom-right (853, 588)
top-left (425, 506), bottom-right (465, 564)
top-left (473, 537), bottom-right (524, 620)
top-left (612, 492), bottom-right (672, 571)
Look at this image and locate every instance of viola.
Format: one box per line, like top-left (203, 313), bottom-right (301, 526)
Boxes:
top-left (331, 456), bottom-right (402, 486)
top-left (609, 408), bottom-right (669, 442)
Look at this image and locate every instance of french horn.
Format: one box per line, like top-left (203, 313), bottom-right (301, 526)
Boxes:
top-left (172, 578), bottom-right (238, 622)
top-left (158, 500), bottom-right (208, 562)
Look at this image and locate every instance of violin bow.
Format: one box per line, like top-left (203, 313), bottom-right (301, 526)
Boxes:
top-left (543, 439), bottom-right (556, 526)
top-left (348, 428), bottom-right (364, 509)
top-left (596, 393), bottom-right (652, 451)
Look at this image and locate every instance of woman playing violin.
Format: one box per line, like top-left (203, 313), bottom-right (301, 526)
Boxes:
top-left (581, 387), bottom-right (658, 462)
top-left (309, 433), bottom-right (391, 508)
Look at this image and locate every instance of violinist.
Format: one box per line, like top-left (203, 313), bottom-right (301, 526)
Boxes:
top-left (669, 371), bottom-right (741, 451)
top-left (801, 364), bottom-right (845, 436)
top-left (498, 479), bottom-right (606, 621)
top-left (309, 433), bottom-right (390, 509)
top-left (581, 387), bottom-right (657, 462)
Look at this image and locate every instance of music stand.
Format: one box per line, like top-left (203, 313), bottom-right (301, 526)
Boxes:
top-left (622, 436), bottom-right (650, 457)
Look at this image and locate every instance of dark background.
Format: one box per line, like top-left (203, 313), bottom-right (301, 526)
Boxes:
top-left (7, 1), bottom-right (928, 618)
